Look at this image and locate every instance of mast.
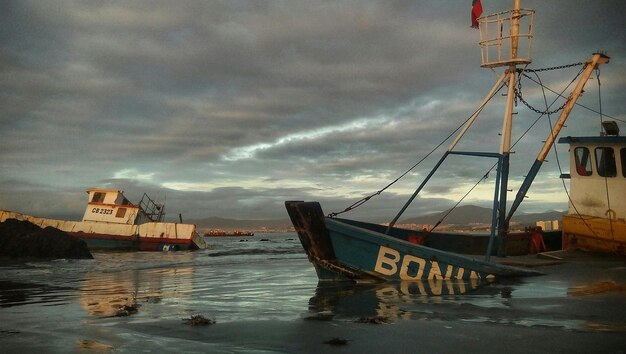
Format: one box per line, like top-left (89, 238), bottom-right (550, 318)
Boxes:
top-left (388, 1), bottom-right (535, 260)
top-left (505, 52), bottom-right (610, 225)
top-left (494, 0), bottom-right (521, 256)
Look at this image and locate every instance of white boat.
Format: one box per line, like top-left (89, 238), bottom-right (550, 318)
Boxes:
top-left (0, 188), bottom-right (207, 251)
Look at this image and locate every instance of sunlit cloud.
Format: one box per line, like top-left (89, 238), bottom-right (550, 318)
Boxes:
top-left (113, 169), bottom-right (155, 182)
top-left (222, 115), bottom-right (391, 161)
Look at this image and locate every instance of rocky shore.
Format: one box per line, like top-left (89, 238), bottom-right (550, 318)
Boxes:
top-left (0, 218), bottom-right (93, 260)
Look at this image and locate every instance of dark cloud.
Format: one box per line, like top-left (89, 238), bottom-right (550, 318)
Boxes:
top-left (1, 1), bottom-right (624, 222)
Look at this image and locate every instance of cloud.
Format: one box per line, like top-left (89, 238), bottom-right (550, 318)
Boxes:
top-left (1, 1), bottom-right (625, 223)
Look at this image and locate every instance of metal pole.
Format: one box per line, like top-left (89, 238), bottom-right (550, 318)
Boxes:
top-left (386, 152), bottom-right (450, 233)
top-left (495, 0), bottom-right (521, 256)
top-left (448, 72), bottom-right (508, 151)
top-left (485, 156), bottom-right (503, 262)
top-left (505, 52), bottom-right (610, 223)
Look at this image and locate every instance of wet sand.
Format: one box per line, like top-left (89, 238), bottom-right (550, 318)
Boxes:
top-left (1, 234), bottom-right (625, 353)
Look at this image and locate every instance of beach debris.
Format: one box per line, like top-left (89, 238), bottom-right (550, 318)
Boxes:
top-left (114, 303), bottom-right (140, 317)
top-left (0, 329), bottom-right (20, 336)
top-left (183, 314), bottom-right (216, 326)
top-left (323, 337), bottom-right (349, 346)
top-left (537, 251), bottom-right (565, 260)
top-left (355, 315), bottom-right (392, 324)
top-left (77, 339), bottom-right (114, 351)
top-left (303, 310), bottom-right (334, 321)
top-left (568, 281), bottom-right (626, 296)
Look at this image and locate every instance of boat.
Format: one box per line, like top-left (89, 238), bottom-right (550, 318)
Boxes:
top-left (559, 122), bottom-right (626, 255)
top-left (285, 0), bottom-right (614, 282)
top-left (203, 230), bottom-right (255, 237)
top-left (0, 188), bottom-right (207, 251)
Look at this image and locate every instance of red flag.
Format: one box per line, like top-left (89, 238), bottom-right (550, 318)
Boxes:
top-left (471, 0), bottom-right (483, 28)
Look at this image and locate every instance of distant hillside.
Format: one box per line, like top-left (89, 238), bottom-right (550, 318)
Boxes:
top-left (186, 205), bottom-right (564, 231)
top-left (185, 216), bottom-right (292, 231)
top-left (401, 205), bottom-right (564, 227)
top-left (511, 210), bottom-right (566, 225)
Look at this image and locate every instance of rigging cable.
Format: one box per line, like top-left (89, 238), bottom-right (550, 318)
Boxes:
top-left (596, 68), bottom-right (617, 250)
top-left (533, 68), bottom-right (600, 241)
top-left (531, 68), bottom-right (603, 243)
top-left (521, 72), bottom-right (624, 124)
top-left (327, 79), bottom-right (507, 218)
top-left (425, 67), bottom-right (535, 231)
top-left (430, 64), bottom-right (584, 231)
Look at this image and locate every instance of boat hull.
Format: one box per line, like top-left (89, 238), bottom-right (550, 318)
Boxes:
top-left (286, 201), bottom-right (542, 282)
top-left (0, 210), bottom-right (207, 251)
top-left (562, 214), bottom-right (626, 255)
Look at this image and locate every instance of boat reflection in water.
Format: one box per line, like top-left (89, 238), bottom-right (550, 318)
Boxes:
top-left (307, 277), bottom-right (497, 321)
top-left (79, 254), bottom-right (195, 317)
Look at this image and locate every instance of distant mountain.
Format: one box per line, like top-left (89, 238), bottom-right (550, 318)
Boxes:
top-left (184, 216), bottom-right (292, 231)
top-left (511, 210), bottom-right (566, 225)
top-left (401, 205), bottom-right (493, 225)
top-left (186, 205), bottom-right (564, 231)
top-left (401, 205), bottom-right (564, 227)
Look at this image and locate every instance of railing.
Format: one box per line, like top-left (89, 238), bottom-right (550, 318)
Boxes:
top-left (138, 193), bottom-right (165, 222)
top-left (479, 8), bottom-right (534, 68)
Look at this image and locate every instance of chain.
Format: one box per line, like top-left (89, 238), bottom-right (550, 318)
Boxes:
top-left (514, 62), bottom-right (585, 115)
top-left (517, 62), bottom-right (584, 73)
top-left (515, 74), bottom-right (569, 115)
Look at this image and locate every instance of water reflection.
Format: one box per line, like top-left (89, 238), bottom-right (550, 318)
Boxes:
top-left (0, 280), bottom-right (75, 307)
top-left (308, 278), bottom-right (492, 321)
top-left (80, 267), bottom-right (194, 317)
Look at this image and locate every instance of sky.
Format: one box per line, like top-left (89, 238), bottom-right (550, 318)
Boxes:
top-left (1, 0), bottom-right (625, 223)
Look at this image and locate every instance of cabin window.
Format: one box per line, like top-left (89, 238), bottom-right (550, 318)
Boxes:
top-left (574, 147), bottom-right (592, 176)
top-left (116, 208), bottom-right (127, 218)
top-left (621, 148), bottom-right (626, 177)
top-left (92, 192), bottom-right (106, 203)
top-left (595, 147), bottom-right (617, 177)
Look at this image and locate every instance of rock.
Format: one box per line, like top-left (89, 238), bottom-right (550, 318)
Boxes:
top-left (183, 314), bottom-right (216, 326)
top-left (114, 303), bottom-right (140, 317)
top-left (355, 315), bottom-right (392, 324)
top-left (0, 219), bottom-right (93, 260)
top-left (323, 337), bottom-right (349, 346)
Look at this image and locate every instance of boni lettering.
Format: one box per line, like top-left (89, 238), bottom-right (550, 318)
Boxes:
top-left (374, 245), bottom-right (481, 280)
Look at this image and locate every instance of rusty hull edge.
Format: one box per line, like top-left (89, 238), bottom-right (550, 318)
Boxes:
top-left (285, 201), bottom-right (336, 262)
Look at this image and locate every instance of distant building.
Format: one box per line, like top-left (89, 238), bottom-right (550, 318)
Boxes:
top-left (536, 220), bottom-right (560, 231)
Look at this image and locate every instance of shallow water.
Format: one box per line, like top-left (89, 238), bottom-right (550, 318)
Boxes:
top-left (1, 233), bottom-right (625, 353)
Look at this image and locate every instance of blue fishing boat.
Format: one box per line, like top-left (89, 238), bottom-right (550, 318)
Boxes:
top-left (286, 0), bottom-right (613, 282)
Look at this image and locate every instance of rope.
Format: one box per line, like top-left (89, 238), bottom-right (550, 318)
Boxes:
top-left (431, 64), bottom-right (584, 229)
top-left (328, 60), bottom-right (616, 228)
top-left (520, 73), bottom-right (624, 124)
top-left (596, 68), bottom-right (618, 252)
top-left (429, 170), bottom-right (492, 232)
top-left (521, 66), bottom-right (610, 244)
top-left (533, 68), bottom-right (603, 242)
top-left (328, 80), bottom-right (506, 218)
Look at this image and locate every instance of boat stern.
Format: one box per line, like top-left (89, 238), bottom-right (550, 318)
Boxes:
top-left (286, 201), bottom-right (375, 281)
top-left (285, 201), bottom-right (336, 262)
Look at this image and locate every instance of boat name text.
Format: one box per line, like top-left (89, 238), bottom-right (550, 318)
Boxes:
top-left (374, 245), bottom-right (480, 280)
